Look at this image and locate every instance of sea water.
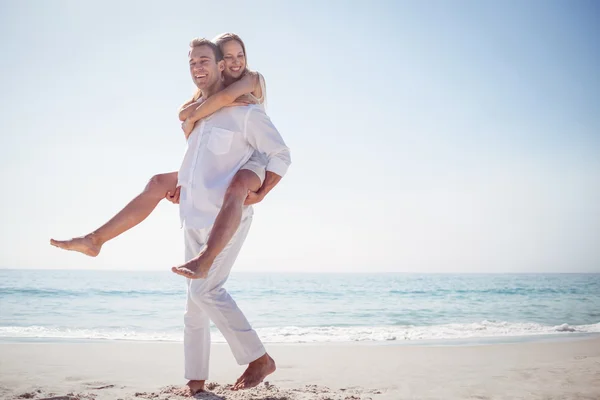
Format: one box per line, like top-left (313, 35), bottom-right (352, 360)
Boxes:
top-left (1, 270), bottom-right (599, 343)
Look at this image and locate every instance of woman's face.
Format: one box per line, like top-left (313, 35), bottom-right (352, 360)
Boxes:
top-left (221, 40), bottom-right (246, 80)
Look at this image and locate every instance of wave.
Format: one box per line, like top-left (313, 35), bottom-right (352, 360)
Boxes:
top-left (0, 288), bottom-right (184, 297)
top-left (387, 288), bottom-right (588, 295)
top-left (2, 285), bottom-right (594, 298)
top-left (1, 321), bottom-right (598, 343)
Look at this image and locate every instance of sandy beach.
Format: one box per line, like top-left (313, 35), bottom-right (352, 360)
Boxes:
top-left (1, 337), bottom-right (599, 400)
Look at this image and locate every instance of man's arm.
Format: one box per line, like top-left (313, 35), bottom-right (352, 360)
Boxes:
top-left (243, 107), bottom-right (291, 204)
top-left (244, 171), bottom-right (281, 205)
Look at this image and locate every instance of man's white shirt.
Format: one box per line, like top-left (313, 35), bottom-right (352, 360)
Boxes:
top-left (178, 104), bottom-right (291, 229)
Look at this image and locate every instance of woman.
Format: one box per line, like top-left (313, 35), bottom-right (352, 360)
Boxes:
top-left (50, 33), bottom-right (270, 271)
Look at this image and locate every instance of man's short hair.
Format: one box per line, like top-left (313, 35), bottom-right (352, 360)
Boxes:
top-left (189, 37), bottom-right (223, 61)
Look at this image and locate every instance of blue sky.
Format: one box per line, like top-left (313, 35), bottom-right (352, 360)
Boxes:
top-left (1, 0), bottom-right (598, 272)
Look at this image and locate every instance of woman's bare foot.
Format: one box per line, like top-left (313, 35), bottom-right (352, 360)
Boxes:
top-left (171, 253), bottom-right (215, 279)
top-left (50, 234), bottom-right (102, 257)
top-left (232, 353), bottom-right (276, 391)
top-left (173, 380), bottom-right (205, 396)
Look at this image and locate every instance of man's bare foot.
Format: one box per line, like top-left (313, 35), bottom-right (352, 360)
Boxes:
top-left (173, 380), bottom-right (205, 396)
top-left (171, 253), bottom-right (215, 279)
top-left (50, 234), bottom-right (102, 257)
top-left (232, 353), bottom-right (276, 391)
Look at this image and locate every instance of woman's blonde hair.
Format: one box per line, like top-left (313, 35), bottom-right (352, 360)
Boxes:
top-left (213, 32), bottom-right (267, 107)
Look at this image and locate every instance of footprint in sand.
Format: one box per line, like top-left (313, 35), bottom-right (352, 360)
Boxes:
top-left (83, 383), bottom-right (115, 390)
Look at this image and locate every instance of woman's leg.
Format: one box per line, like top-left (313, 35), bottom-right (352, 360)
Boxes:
top-left (172, 169), bottom-right (262, 277)
top-left (50, 171), bottom-right (179, 257)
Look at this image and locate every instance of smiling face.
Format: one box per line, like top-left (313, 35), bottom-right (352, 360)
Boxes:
top-left (188, 44), bottom-right (224, 90)
top-left (220, 39), bottom-right (246, 80)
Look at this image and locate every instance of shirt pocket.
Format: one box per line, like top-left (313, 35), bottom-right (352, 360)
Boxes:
top-left (207, 127), bottom-right (235, 155)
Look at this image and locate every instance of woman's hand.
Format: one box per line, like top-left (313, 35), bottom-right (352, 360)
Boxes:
top-left (166, 186), bottom-right (181, 204)
top-left (182, 119), bottom-right (195, 137)
top-left (224, 94), bottom-right (258, 108)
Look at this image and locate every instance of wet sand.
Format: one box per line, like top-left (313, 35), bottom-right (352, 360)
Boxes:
top-left (1, 337), bottom-right (599, 399)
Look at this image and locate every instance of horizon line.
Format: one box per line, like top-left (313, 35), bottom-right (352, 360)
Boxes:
top-left (1, 268), bottom-right (599, 274)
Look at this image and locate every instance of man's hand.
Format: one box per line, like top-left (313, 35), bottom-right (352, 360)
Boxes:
top-left (182, 119), bottom-right (195, 137)
top-left (243, 172), bottom-right (282, 206)
top-left (244, 190), bottom-right (265, 206)
top-left (166, 186), bottom-right (181, 204)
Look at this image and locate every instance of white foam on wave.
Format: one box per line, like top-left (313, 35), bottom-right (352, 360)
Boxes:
top-left (255, 321), bottom-right (600, 343)
top-left (0, 326), bottom-right (179, 342)
top-left (1, 321), bottom-right (599, 343)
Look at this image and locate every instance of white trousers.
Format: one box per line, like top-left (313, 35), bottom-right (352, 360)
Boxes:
top-left (183, 215), bottom-right (265, 381)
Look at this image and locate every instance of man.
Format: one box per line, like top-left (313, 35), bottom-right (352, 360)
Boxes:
top-left (173, 38), bottom-right (291, 394)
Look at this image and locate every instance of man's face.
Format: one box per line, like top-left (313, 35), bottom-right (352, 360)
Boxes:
top-left (189, 45), bottom-right (224, 89)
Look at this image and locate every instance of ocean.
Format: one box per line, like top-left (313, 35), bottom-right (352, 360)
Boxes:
top-left (1, 270), bottom-right (599, 344)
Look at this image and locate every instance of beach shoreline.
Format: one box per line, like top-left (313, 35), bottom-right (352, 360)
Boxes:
top-left (1, 336), bottom-right (599, 399)
top-left (1, 330), bottom-right (599, 346)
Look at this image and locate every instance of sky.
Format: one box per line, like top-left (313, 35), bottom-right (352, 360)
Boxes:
top-left (0, 0), bottom-right (599, 273)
